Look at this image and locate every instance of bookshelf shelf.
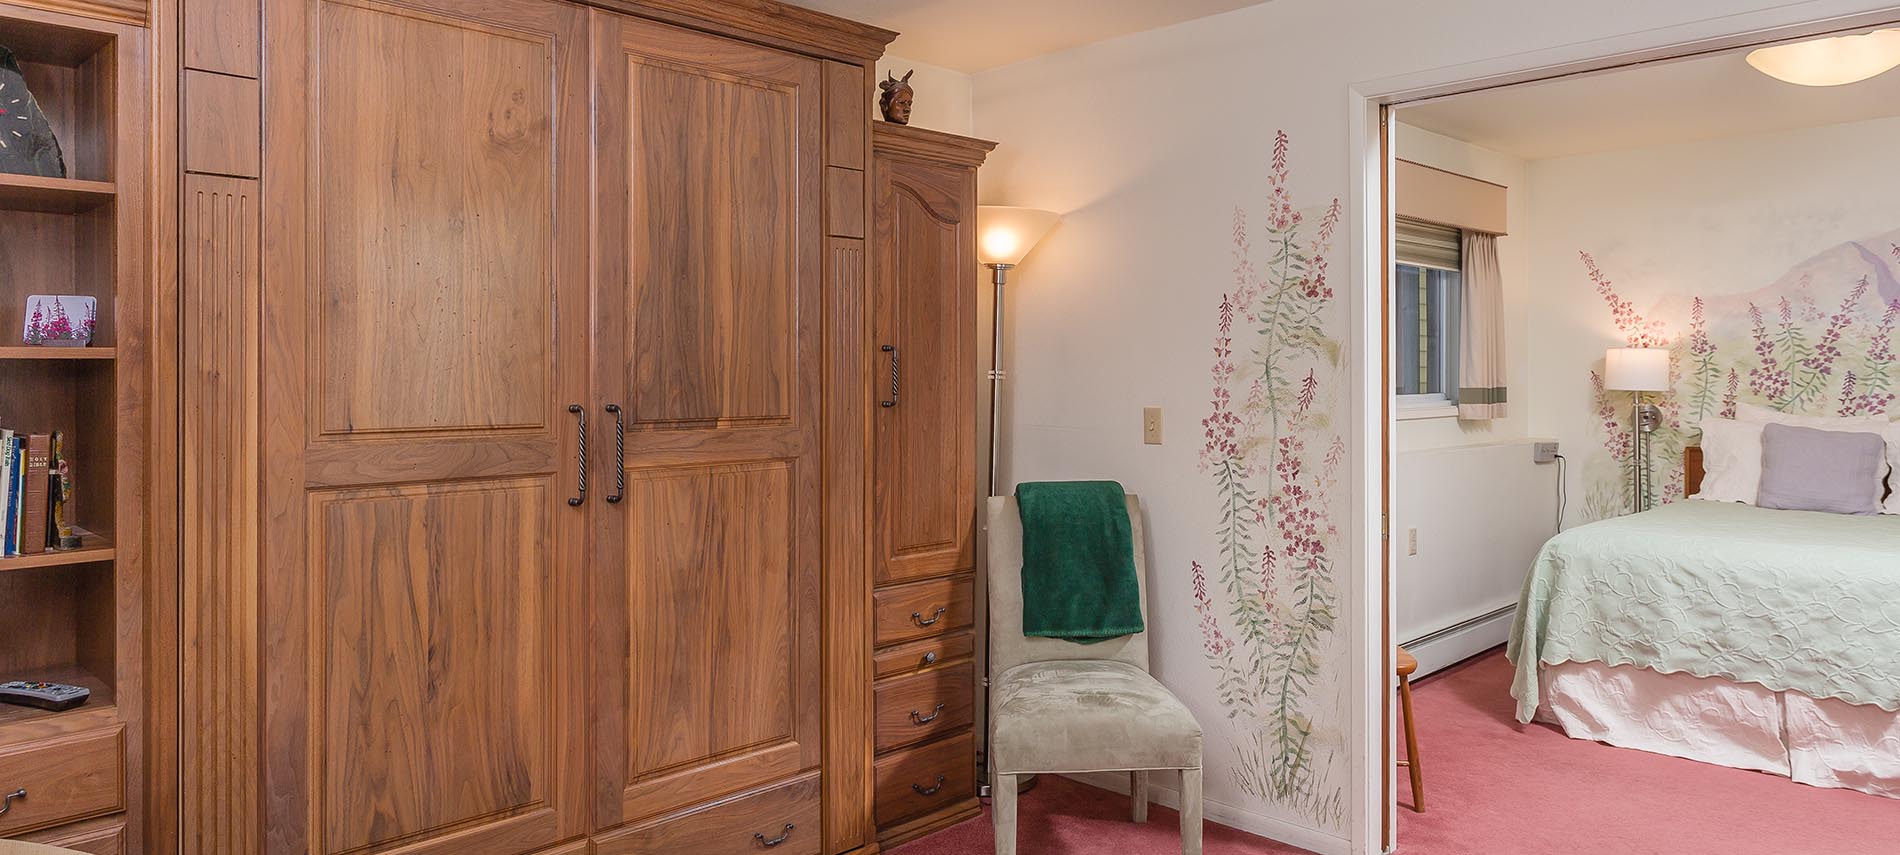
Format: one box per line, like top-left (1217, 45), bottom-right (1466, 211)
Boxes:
top-left (0, 346), bottom-right (115, 360)
top-left (0, 664), bottom-right (115, 732)
top-left (0, 173), bottom-right (116, 214)
top-left (0, 533), bottom-right (113, 573)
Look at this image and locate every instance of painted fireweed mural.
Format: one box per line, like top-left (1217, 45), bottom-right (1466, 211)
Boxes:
top-left (1189, 131), bottom-right (1345, 828)
top-left (1580, 239), bottom-right (1900, 520)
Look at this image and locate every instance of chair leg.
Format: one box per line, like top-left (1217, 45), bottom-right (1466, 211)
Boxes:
top-left (1130, 770), bottom-right (1149, 823)
top-left (993, 773), bottom-right (1019, 855)
top-left (1179, 767), bottom-right (1203, 855)
top-left (1400, 673), bottom-right (1424, 812)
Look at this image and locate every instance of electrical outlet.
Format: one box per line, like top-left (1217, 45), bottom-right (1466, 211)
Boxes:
top-left (1143, 407), bottom-right (1163, 445)
top-left (1406, 527), bottom-right (1419, 556)
top-left (1534, 441), bottom-right (1560, 464)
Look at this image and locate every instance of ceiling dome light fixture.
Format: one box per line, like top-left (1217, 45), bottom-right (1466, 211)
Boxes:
top-left (1746, 29), bottom-right (1900, 86)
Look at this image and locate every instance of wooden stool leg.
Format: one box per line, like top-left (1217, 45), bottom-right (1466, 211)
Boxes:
top-left (1131, 770), bottom-right (1149, 823)
top-left (1399, 673), bottom-right (1423, 812)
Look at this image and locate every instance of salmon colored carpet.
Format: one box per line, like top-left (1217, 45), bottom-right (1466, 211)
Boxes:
top-left (892, 650), bottom-right (1900, 854)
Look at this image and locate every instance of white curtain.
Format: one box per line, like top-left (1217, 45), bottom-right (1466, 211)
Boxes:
top-left (1458, 231), bottom-right (1507, 420)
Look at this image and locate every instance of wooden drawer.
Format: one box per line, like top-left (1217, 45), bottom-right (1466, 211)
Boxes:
top-left (0, 727), bottom-right (123, 837)
top-left (873, 631), bottom-right (974, 680)
top-left (21, 816), bottom-right (125, 855)
top-left (874, 663), bottom-right (974, 754)
top-left (873, 575), bottom-right (973, 646)
top-left (874, 731), bottom-right (975, 827)
top-left (594, 772), bottom-right (820, 855)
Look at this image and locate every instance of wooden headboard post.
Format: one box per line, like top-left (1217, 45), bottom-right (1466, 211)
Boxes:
top-left (1684, 445), bottom-right (1703, 498)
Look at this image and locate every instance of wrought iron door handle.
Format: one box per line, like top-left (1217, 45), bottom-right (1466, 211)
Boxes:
top-left (568, 405), bottom-right (587, 506)
top-left (910, 703), bottom-right (946, 725)
top-left (911, 606), bottom-right (946, 627)
top-left (880, 344), bottom-right (899, 407)
top-left (912, 775), bottom-right (946, 796)
top-left (753, 823), bottom-right (795, 848)
top-left (0, 787), bottom-right (24, 817)
top-left (604, 404), bottom-right (625, 504)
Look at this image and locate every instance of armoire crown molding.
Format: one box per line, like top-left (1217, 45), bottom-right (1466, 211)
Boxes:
top-left (872, 122), bottom-right (997, 169)
top-left (581, 0), bottom-right (896, 63)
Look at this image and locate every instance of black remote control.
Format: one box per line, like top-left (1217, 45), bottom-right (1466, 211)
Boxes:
top-left (0, 680), bottom-right (90, 711)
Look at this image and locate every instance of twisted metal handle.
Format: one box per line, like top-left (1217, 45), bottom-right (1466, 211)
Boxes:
top-left (604, 404), bottom-right (625, 504)
top-left (910, 703), bottom-right (946, 725)
top-left (568, 405), bottom-right (587, 506)
top-left (911, 775), bottom-right (946, 796)
top-left (0, 787), bottom-right (24, 817)
top-left (880, 344), bottom-right (899, 408)
top-left (753, 823), bottom-right (795, 848)
top-left (911, 606), bottom-right (946, 627)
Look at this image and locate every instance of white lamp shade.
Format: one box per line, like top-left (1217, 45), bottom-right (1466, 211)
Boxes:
top-left (1746, 29), bottom-right (1900, 87)
top-left (977, 206), bottom-right (1059, 266)
top-left (1604, 347), bottom-right (1671, 392)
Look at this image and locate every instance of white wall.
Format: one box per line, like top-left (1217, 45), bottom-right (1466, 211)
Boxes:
top-left (1524, 115), bottom-right (1900, 526)
top-left (875, 54), bottom-right (974, 136)
top-left (968, 2), bottom-right (1900, 851)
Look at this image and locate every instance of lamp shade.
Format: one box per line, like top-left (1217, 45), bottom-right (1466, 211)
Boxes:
top-left (977, 206), bottom-right (1059, 266)
top-left (1604, 347), bottom-right (1671, 392)
top-left (1746, 29), bottom-right (1900, 87)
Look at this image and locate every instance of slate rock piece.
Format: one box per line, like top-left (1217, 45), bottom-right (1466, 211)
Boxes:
top-left (0, 45), bottom-right (65, 178)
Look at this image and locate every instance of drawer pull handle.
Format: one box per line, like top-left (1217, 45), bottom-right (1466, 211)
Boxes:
top-left (754, 823), bottom-right (795, 848)
top-left (912, 775), bottom-right (946, 796)
top-left (922, 651), bottom-right (938, 666)
top-left (0, 787), bottom-right (23, 817)
top-left (910, 703), bottom-right (946, 725)
top-left (911, 606), bottom-right (946, 627)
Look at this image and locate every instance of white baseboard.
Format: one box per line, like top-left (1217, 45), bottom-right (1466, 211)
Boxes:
top-left (1060, 770), bottom-right (1351, 855)
top-left (1401, 605), bottom-right (1514, 678)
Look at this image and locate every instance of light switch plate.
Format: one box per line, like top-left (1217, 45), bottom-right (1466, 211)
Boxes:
top-left (1406, 527), bottom-right (1419, 556)
top-left (1143, 407), bottom-right (1163, 445)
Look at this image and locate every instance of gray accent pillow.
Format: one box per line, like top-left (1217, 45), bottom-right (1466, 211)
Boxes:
top-left (1757, 423), bottom-right (1886, 515)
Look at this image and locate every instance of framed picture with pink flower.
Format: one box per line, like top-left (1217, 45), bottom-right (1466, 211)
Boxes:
top-left (22, 295), bottom-right (97, 347)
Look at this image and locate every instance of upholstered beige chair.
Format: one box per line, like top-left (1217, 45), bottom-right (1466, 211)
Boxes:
top-left (986, 494), bottom-right (1203, 855)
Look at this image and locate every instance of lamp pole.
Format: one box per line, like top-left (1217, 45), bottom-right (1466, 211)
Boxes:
top-left (986, 262), bottom-right (1012, 496)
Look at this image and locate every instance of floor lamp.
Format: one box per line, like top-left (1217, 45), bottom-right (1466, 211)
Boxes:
top-left (1604, 347), bottom-right (1670, 513)
top-left (975, 205), bottom-right (1058, 799)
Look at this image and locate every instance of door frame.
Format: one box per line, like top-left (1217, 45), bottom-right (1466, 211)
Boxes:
top-left (1346, 5), bottom-right (1900, 853)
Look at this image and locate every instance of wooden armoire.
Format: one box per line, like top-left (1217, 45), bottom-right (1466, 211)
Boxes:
top-left (864, 122), bottom-right (992, 849)
top-left (171, 1), bottom-right (900, 854)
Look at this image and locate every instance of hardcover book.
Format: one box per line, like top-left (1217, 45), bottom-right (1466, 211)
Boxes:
top-left (19, 433), bottom-right (48, 554)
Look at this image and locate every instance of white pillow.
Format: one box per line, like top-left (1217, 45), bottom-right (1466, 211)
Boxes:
top-left (1733, 402), bottom-right (1888, 430)
top-left (1885, 423), bottom-right (1900, 515)
top-left (1694, 419), bottom-right (1768, 504)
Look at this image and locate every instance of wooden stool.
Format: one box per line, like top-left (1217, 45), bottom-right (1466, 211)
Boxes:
top-left (1396, 647), bottom-right (1423, 812)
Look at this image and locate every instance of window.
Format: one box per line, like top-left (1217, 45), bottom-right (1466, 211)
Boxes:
top-left (1394, 219), bottom-right (1461, 405)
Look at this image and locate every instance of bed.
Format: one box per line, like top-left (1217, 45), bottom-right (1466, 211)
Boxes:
top-left (1507, 448), bottom-right (1900, 798)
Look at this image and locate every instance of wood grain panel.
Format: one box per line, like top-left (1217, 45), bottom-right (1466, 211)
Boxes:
top-left (182, 70), bottom-right (257, 176)
top-left (259, 1), bottom-right (590, 853)
top-left (872, 731), bottom-right (975, 828)
top-left (23, 816), bottom-right (126, 855)
top-left (184, 0), bottom-right (258, 75)
top-left (181, 174), bottom-right (259, 855)
top-left (871, 631), bottom-right (972, 681)
top-left (823, 61), bottom-right (864, 169)
top-left (620, 50), bottom-right (798, 428)
top-left (594, 773), bottom-right (820, 855)
top-left (872, 145), bottom-right (980, 586)
top-left (315, 0), bottom-right (556, 437)
top-left (0, 726), bottom-right (124, 836)
top-left (872, 662), bottom-right (973, 753)
top-left (821, 235), bottom-right (873, 852)
top-left (872, 575), bottom-right (973, 647)
top-left (310, 478), bottom-right (554, 854)
top-left (826, 165), bottom-right (864, 238)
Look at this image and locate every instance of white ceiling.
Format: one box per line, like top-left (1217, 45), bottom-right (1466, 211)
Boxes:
top-left (1398, 45), bottom-right (1900, 161)
top-left (795, 0), bottom-right (1272, 72)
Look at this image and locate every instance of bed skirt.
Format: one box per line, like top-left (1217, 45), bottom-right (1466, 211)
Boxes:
top-left (1535, 661), bottom-right (1900, 799)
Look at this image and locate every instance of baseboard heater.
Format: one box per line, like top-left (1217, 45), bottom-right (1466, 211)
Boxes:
top-left (1401, 603), bottom-right (1516, 650)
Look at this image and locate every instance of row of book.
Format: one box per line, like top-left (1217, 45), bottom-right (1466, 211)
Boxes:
top-left (0, 429), bottom-right (67, 556)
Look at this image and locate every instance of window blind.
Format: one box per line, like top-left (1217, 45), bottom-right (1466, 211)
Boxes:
top-left (1396, 218), bottom-right (1461, 270)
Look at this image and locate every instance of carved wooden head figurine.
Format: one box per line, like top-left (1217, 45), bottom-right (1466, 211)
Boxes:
top-left (879, 69), bottom-right (915, 125)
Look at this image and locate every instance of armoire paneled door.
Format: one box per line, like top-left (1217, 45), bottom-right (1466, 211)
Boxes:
top-left (587, 7), bottom-right (828, 844)
top-left (254, 1), bottom-right (593, 854)
top-left (179, 0), bottom-right (894, 853)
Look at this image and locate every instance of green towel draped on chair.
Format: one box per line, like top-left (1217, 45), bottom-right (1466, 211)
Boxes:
top-left (1014, 480), bottom-right (1145, 643)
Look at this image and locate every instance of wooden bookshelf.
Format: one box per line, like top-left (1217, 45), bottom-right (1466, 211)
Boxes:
top-left (0, 531), bottom-right (112, 572)
top-left (0, 173), bottom-right (114, 214)
top-left (0, 346), bottom-right (115, 360)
